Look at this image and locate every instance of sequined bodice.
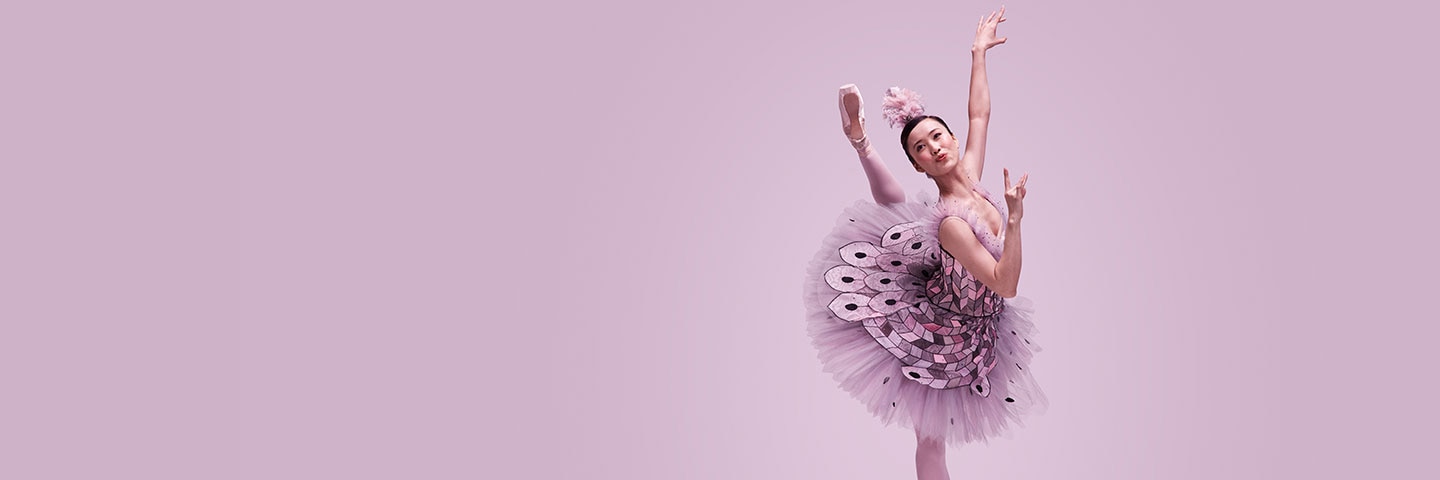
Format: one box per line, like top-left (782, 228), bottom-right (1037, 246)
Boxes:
top-left (928, 190), bottom-right (1009, 317)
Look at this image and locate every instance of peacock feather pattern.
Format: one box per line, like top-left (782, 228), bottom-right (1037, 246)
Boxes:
top-left (803, 187), bottom-right (1047, 445)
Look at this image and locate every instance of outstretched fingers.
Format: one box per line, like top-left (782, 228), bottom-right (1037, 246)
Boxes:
top-left (986, 6), bottom-right (1006, 25)
top-left (978, 7), bottom-right (1008, 45)
top-left (1004, 169), bottom-right (1030, 196)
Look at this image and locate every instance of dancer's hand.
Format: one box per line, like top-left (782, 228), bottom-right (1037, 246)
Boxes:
top-left (1003, 167), bottom-right (1028, 221)
top-left (973, 6), bottom-right (1007, 52)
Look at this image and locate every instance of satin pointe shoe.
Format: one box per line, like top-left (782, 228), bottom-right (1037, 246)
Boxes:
top-left (838, 84), bottom-right (871, 151)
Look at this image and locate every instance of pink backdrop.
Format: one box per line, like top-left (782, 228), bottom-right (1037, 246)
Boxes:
top-left (3, 0), bottom-right (1437, 478)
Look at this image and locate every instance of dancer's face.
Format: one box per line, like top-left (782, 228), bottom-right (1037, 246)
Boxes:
top-left (907, 118), bottom-right (960, 176)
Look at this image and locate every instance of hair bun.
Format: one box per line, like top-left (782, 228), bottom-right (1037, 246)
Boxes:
top-left (881, 87), bottom-right (926, 129)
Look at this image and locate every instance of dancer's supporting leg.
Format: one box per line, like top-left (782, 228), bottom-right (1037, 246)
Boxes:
top-left (915, 430), bottom-right (951, 480)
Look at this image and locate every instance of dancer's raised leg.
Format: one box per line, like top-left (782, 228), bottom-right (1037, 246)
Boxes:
top-left (839, 84), bottom-right (906, 205)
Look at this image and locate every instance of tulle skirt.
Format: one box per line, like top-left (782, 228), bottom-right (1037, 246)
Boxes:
top-left (802, 195), bottom-right (1047, 445)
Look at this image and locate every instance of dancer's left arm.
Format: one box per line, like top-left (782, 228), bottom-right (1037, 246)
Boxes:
top-left (939, 168), bottom-right (1029, 297)
top-left (961, 7), bottom-right (1006, 183)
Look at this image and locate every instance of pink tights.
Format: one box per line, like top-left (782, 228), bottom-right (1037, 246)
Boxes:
top-left (852, 141), bottom-right (907, 206)
top-left (915, 430), bottom-right (951, 480)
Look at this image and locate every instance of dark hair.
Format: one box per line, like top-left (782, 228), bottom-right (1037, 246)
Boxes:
top-left (899, 115), bottom-right (953, 165)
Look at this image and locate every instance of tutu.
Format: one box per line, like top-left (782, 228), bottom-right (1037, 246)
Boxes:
top-left (803, 187), bottom-right (1047, 446)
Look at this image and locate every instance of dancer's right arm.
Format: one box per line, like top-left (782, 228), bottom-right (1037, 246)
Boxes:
top-left (855, 143), bottom-right (907, 205)
top-left (962, 6), bottom-right (1006, 183)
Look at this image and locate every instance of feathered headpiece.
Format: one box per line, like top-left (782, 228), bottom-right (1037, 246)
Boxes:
top-left (881, 87), bottom-right (926, 129)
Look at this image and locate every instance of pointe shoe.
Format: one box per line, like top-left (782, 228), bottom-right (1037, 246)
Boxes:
top-left (838, 84), bottom-right (871, 151)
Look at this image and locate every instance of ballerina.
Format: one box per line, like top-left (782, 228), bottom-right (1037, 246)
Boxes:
top-left (803, 7), bottom-right (1043, 480)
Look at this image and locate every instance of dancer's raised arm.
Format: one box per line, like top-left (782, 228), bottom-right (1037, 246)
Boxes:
top-left (961, 7), bottom-right (1007, 183)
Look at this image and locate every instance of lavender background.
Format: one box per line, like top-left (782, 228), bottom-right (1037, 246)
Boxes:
top-left (3, 0), bottom-right (1437, 478)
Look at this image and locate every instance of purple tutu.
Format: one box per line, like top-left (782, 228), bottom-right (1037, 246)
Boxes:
top-left (802, 188), bottom-right (1047, 445)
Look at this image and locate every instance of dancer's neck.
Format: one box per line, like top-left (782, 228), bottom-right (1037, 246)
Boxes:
top-left (933, 169), bottom-right (976, 200)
